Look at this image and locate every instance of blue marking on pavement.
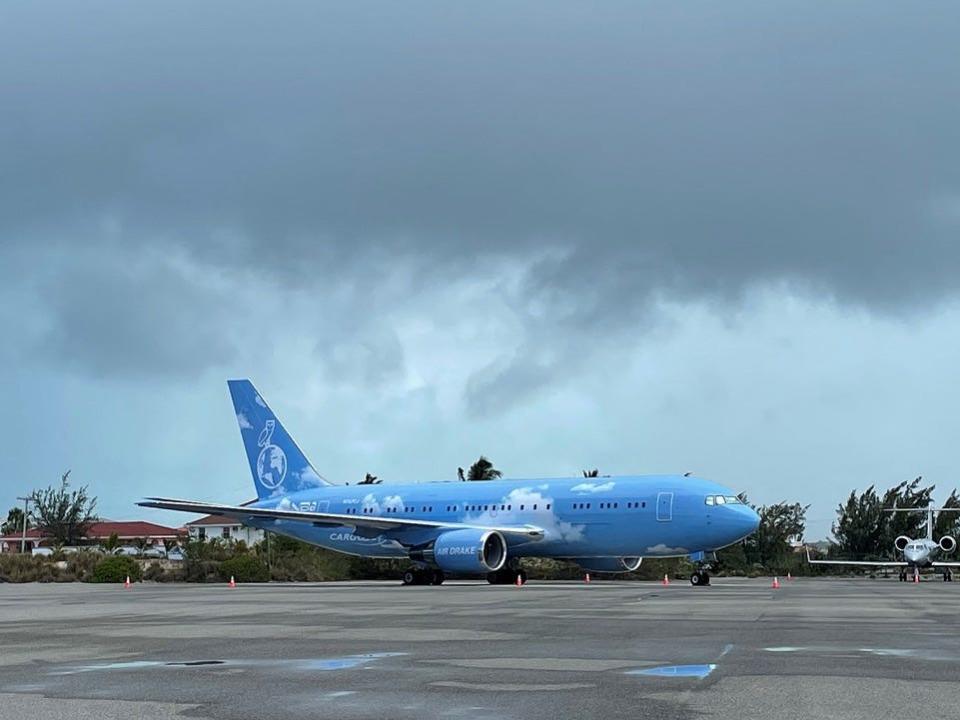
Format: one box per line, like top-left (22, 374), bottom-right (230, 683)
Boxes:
top-left (627, 664), bottom-right (717, 678)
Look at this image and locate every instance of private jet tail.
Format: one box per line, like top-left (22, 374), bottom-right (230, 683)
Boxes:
top-left (227, 379), bottom-right (331, 499)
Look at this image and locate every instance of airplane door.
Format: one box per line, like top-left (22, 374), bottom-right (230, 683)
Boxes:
top-left (656, 492), bottom-right (673, 522)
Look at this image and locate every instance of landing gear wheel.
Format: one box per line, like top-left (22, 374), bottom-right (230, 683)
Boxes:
top-left (690, 570), bottom-right (710, 586)
top-left (431, 570), bottom-right (445, 586)
top-left (487, 567), bottom-right (521, 584)
top-left (402, 569), bottom-right (417, 586)
top-left (898, 570), bottom-right (907, 582)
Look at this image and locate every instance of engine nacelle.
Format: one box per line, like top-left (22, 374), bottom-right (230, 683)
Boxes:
top-left (574, 557), bottom-right (643, 573)
top-left (939, 536), bottom-right (957, 553)
top-left (894, 535), bottom-right (911, 552)
top-left (415, 529), bottom-right (507, 575)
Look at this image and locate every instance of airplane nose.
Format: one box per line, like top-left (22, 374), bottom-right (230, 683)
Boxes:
top-left (740, 504), bottom-right (761, 536)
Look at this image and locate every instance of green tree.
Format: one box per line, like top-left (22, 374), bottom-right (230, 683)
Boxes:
top-left (162, 537), bottom-right (180, 553)
top-left (878, 477), bottom-right (934, 550)
top-left (743, 501), bottom-right (808, 568)
top-left (30, 471), bottom-right (97, 546)
top-left (832, 478), bottom-right (936, 559)
top-left (467, 456), bottom-right (502, 481)
top-left (2, 507), bottom-right (31, 536)
top-left (933, 490), bottom-right (960, 541)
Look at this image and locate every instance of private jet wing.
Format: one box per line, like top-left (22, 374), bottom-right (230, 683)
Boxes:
top-left (138, 497), bottom-right (546, 541)
top-left (805, 548), bottom-right (906, 567)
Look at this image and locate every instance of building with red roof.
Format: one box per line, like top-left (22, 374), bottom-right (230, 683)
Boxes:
top-left (0, 520), bottom-right (184, 553)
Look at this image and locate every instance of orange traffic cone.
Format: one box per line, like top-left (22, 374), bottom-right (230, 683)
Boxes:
top-left (662, 574), bottom-right (670, 586)
top-left (771, 576), bottom-right (780, 589)
top-left (584, 573), bottom-right (591, 584)
top-left (228, 575), bottom-right (237, 589)
top-left (123, 575), bottom-right (131, 589)
top-left (913, 571), bottom-right (920, 584)
top-left (515, 574), bottom-right (523, 587)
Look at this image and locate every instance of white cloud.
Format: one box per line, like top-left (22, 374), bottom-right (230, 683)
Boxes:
top-left (571, 481), bottom-right (615, 494)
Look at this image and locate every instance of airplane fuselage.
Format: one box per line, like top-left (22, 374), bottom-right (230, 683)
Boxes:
top-left (247, 474), bottom-right (759, 561)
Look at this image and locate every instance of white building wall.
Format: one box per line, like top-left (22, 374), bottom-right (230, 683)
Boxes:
top-left (187, 524), bottom-right (264, 545)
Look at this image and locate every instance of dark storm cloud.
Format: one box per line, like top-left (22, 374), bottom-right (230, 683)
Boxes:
top-left (37, 248), bottom-right (236, 379)
top-left (2, 0), bottom-right (960, 385)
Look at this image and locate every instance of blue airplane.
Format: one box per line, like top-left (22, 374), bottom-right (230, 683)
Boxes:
top-left (139, 380), bottom-right (759, 586)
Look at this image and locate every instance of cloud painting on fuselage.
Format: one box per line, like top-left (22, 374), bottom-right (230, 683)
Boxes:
top-left (140, 380), bottom-right (759, 585)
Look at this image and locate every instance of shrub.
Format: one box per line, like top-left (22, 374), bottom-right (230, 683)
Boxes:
top-left (0, 554), bottom-right (46, 582)
top-left (183, 559), bottom-right (221, 582)
top-left (144, 562), bottom-right (166, 581)
top-left (220, 555), bottom-right (269, 583)
top-left (91, 555), bottom-right (142, 583)
top-left (66, 552), bottom-right (103, 582)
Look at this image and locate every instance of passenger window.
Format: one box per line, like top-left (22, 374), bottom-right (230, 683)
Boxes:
top-left (613, 502), bottom-right (618, 508)
top-left (546, 504), bottom-right (551, 510)
top-left (507, 505), bottom-right (511, 510)
top-left (520, 504), bottom-right (525, 510)
top-left (586, 503), bottom-right (591, 509)
top-left (533, 504), bottom-right (538, 510)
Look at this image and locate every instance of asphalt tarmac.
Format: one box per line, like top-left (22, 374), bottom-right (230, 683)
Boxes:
top-left (2, 577), bottom-right (959, 720)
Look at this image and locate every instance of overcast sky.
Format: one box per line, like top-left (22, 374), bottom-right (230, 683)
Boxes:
top-left (2, 1), bottom-right (959, 540)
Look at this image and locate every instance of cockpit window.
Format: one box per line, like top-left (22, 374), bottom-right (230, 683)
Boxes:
top-left (705, 495), bottom-right (743, 505)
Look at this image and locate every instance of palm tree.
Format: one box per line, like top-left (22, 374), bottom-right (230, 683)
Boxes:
top-left (467, 456), bottom-right (502, 482)
top-left (133, 537), bottom-right (150, 558)
top-left (101, 532), bottom-right (122, 554)
top-left (1, 507), bottom-right (30, 535)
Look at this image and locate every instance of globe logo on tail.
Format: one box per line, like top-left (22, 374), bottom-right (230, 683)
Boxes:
top-left (256, 419), bottom-right (287, 490)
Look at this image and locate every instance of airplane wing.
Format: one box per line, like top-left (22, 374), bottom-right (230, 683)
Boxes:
top-left (138, 497), bottom-right (545, 540)
top-left (930, 562), bottom-right (960, 568)
top-left (805, 548), bottom-right (906, 568)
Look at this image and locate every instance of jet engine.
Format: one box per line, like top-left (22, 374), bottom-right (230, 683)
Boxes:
top-left (573, 557), bottom-right (643, 573)
top-left (411, 529), bottom-right (507, 575)
top-left (894, 535), bottom-right (911, 552)
top-left (939, 536), bottom-right (957, 553)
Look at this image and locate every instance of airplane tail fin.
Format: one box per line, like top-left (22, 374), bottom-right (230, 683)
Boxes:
top-left (227, 379), bottom-right (331, 499)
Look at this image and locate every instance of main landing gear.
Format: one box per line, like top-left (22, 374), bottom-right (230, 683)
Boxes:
top-left (944, 569), bottom-right (954, 582)
top-left (401, 567), bottom-right (445, 586)
top-left (486, 567), bottom-right (527, 585)
top-left (487, 560), bottom-right (527, 585)
top-left (690, 569), bottom-right (710, 586)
